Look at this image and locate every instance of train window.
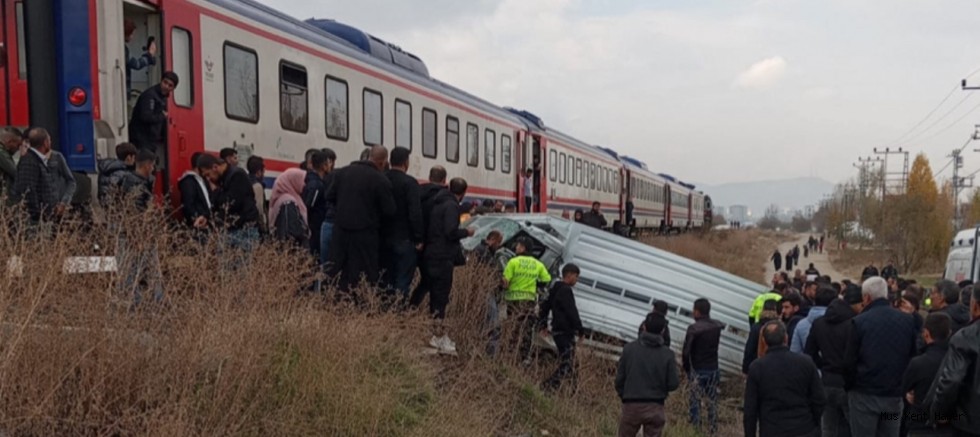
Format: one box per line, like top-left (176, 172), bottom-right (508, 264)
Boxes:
top-left (485, 129), bottom-right (496, 170)
top-left (171, 28), bottom-right (193, 107)
top-left (363, 89), bottom-right (383, 145)
top-left (223, 42), bottom-right (259, 123)
top-left (395, 99), bottom-right (412, 150)
top-left (576, 158), bottom-right (582, 187)
top-left (501, 135), bottom-right (512, 173)
top-left (15, 2), bottom-right (26, 79)
top-left (605, 169), bottom-right (612, 193)
top-left (325, 77), bottom-right (349, 140)
top-left (422, 108), bottom-right (437, 158)
top-left (279, 61), bottom-right (309, 133)
top-left (466, 123), bottom-right (479, 167)
top-left (549, 150), bottom-right (557, 182)
top-left (446, 116), bottom-right (460, 163)
top-left (566, 155), bottom-right (573, 184)
top-left (558, 153), bottom-right (566, 184)
top-left (590, 163), bottom-right (596, 190)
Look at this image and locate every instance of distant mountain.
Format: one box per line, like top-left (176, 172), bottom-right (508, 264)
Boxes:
top-left (700, 177), bottom-right (835, 221)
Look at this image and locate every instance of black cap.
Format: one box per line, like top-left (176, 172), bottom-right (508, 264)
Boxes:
top-left (843, 286), bottom-right (863, 305)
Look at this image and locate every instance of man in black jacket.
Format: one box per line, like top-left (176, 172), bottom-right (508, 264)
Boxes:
top-left (411, 166), bottom-right (449, 307)
top-left (902, 313), bottom-right (951, 435)
top-left (117, 150), bottom-right (163, 308)
top-left (616, 313), bottom-right (679, 437)
top-left (682, 298), bottom-right (724, 435)
top-left (213, 156), bottom-right (260, 249)
top-left (780, 293), bottom-right (805, 341)
top-left (415, 177), bottom-right (473, 354)
top-left (744, 320), bottom-right (825, 437)
top-left (178, 152), bottom-right (218, 231)
top-left (10, 128), bottom-right (59, 228)
top-left (581, 201), bottom-right (608, 229)
top-left (804, 286), bottom-right (863, 437)
top-left (844, 277), bottom-right (919, 437)
top-left (129, 71), bottom-right (177, 155)
top-left (98, 142), bottom-right (137, 208)
top-left (929, 280), bottom-right (971, 334)
top-left (325, 145), bottom-right (396, 292)
top-left (638, 300), bottom-right (673, 348)
top-left (927, 286), bottom-right (980, 437)
top-left (539, 263), bottom-right (584, 392)
top-left (472, 230), bottom-right (504, 356)
top-left (381, 147), bottom-right (424, 300)
top-left (302, 150), bottom-right (334, 258)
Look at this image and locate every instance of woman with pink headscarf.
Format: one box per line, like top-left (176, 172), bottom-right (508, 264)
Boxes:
top-left (268, 168), bottom-right (310, 248)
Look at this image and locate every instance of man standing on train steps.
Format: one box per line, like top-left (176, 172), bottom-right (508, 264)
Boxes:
top-left (129, 71), bottom-right (178, 157)
top-left (382, 146), bottom-right (424, 301)
top-left (523, 168), bottom-right (534, 212)
top-left (325, 145), bottom-right (396, 293)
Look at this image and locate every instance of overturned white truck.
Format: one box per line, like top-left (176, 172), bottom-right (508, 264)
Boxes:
top-left (462, 214), bottom-right (767, 376)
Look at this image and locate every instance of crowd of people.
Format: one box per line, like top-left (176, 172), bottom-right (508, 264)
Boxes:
top-left (735, 268), bottom-right (980, 437)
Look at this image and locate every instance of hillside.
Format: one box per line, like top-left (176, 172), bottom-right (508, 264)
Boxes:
top-left (702, 177), bottom-right (835, 219)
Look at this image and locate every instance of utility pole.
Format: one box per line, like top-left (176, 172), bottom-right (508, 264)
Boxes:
top-left (873, 147), bottom-right (910, 198)
top-left (953, 148), bottom-right (975, 229)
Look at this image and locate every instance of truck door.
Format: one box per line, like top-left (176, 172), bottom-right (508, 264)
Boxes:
top-left (0, 0), bottom-right (28, 126)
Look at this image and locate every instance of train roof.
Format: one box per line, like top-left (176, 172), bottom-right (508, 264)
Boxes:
top-left (304, 19), bottom-right (429, 77)
top-left (620, 156), bottom-right (648, 170)
top-left (210, 0), bottom-right (524, 127)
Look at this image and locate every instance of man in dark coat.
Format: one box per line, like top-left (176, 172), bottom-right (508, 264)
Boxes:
top-left (929, 280), bottom-right (972, 335)
top-left (771, 249), bottom-right (782, 272)
top-left (927, 285), bottom-right (980, 437)
top-left (302, 150), bottom-right (334, 258)
top-left (414, 177), bottom-right (473, 354)
top-left (178, 152), bottom-right (218, 232)
top-left (325, 145), bottom-right (397, 292)
top-left (539, 263), bottom-right (584, 391)
top-left (843, 277), bottom-right (919, 437)
top-left (129, 71), bottom-right (178, 155)
top-left (744, 320), bottom-right (825, 437)
top-left (10, 128), bottom-right (59, 226)
top-left (616, 313), bottom-right (679, 437)
top-left (901, 313), bottom-right (951, 435)
top-left (682, 298), bottom-right (724, 435)
top-left (381, 146), bottom-right (424, 299)
top-left (213, 155), bottom-right (261, 248)
top-left (581, 201), bottom-right (608, 229)
top-left (804, 286), bottom-right (863, 437)
top-left (98, 142), bottom-right (137, 208)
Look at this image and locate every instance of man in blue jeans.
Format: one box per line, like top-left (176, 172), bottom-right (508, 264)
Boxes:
top-left (682, 298), bottom-right (723, 435)
top-left (381, 147), bottom-right (424, 301)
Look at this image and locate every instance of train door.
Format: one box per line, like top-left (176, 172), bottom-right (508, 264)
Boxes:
top-left (161, 1), bottom-right (202, 198)
top-left (534, 135), bottom-right (547, 213)
top-left (664, 184), bottom-right (672, 232)
top-left (516, 131), bottom-right (544, 213)
top-left (0, 0), bottom-right (28, 127)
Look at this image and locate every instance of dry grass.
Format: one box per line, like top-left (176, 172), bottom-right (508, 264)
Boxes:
top-left (0, 203), bottom-right (764, 436)
top-left (641, 229), bottom-right (791, 282)
top-left (825, 237), bottom-right (943, 280)
top-left (0, 206), bottom-right (606, 436)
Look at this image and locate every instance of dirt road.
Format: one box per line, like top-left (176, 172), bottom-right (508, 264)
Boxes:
top-left (762, 235), bottom-right (846, 285)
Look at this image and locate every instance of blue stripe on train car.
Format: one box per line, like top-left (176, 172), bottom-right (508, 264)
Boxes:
top-left (54, 0), bottom-right (95, 172)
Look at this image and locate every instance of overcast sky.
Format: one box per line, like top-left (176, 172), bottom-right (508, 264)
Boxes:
top-left (264, 0), bottom-right (980, 186)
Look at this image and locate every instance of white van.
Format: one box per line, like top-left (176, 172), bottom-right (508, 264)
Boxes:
top-left (944, 228), bottom-right (980, 283)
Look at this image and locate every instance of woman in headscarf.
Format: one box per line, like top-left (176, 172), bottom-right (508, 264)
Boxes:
top-left (268, 168), bottom-right (309, 248)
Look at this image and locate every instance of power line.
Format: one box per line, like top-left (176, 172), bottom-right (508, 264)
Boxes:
top-left (898, 93), bottom-right (975, 148)
top-left (883, 84), bottom-right (959, 146)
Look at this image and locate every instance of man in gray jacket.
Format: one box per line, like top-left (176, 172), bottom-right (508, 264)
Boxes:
top-left (615, 313), bottom-right (680, 437)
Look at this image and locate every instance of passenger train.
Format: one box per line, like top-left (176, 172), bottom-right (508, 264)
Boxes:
top-left (0, 0), bottom-right (711, 232)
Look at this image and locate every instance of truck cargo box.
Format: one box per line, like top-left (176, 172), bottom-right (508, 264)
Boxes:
top-left (462, 214), bottom-right (766, 375)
